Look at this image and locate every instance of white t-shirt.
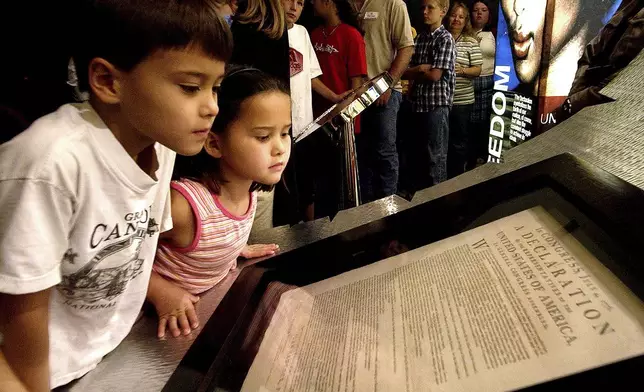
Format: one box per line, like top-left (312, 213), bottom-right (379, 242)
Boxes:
top-left (476, 30), bottom-right (496, 77)
top-left (0, 103), bottom-right (175, 388)
top-left (288, 24), bottom-right (323, 138)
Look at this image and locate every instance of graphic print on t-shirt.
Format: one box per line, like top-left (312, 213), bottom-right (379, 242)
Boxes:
top-left (57, 206), bottom-right (159, 308)
top-left (314, 42), bottom-right (339, 55)
top-left (289, 47), bottom-right (304, 77)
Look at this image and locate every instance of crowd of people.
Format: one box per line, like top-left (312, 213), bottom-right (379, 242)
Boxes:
top-left (265, 0), bottom-right (498, 223)
top-left (276, 0), bottom-right (498, 213)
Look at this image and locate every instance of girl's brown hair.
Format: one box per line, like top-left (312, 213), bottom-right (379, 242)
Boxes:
top-left (235, 0), bottom-right (286, 39)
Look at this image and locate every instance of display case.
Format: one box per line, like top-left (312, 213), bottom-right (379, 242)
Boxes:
top-left (163, 154), bottom-right (644, 391)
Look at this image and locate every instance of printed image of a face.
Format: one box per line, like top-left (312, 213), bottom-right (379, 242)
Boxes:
top-left (500, 0), bottom-right (580, 84)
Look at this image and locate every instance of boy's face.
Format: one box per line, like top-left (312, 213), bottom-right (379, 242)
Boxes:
top-left (422, 0), bottom-right (445, 27)
top-left (283, 0), bottom-right (305, 28)
top-left (116, 46), bottom-right (226, 156)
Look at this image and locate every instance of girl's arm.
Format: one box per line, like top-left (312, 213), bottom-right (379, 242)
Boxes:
top-left (240, 244), bottom-right (279, 259)
top-left (147, 271), bottom-right (200, 338)
top-left (148, 188), bottom-right (200, 338)
top-left (159, 188), bottom-right (195, 246)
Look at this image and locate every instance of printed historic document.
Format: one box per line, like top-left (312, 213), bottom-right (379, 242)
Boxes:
top-left (242, 207), bottom-right (644, 391)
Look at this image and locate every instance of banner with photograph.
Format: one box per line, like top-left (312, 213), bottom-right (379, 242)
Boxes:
top-left (488, 0), bottom-right (622, 163)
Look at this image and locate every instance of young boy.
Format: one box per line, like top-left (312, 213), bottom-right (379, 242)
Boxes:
top-left (403, 0), bottom-right (456, 187)
top-left (0, 1), bottom-right (231, 390)
top-left (282, 0), bottom-right (341, 220)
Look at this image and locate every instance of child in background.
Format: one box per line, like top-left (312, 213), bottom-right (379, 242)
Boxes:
top-left (283, 0), bottom-right (342, 136)
top-left (0, 0), bottom-right (231, 389)
top-left (149, 67), bottom-right (291, 338)
top-left (282, 0), bottom-right (341, 220)
top-left (402, 0), bottom-right (455, 187)
top-left (310, 0), bottom-right (367, 133)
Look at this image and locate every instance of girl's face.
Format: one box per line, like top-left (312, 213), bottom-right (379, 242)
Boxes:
top-left (448, 6), bottom-right (468, 34)
top-left (471, 2), bottom-right (489, 29)
top-left (215, 91), bottom-right (292, 186)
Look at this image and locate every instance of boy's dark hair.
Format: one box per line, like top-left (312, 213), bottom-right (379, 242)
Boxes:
top-left (333, 0), bottom-right (364, 36)
top-left (74, 0), bottom-right (233, 92)
top-left (172, 65), bottom-right (291, 194)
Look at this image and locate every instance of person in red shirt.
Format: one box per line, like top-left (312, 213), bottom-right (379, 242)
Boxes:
top-left (310, 0), bottom-right (367, 133)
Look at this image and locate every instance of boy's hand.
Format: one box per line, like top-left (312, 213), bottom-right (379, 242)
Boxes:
top-left (240, 244), bottom-right (279, 259)
top-left (151, 284), bottom-right (200, 338)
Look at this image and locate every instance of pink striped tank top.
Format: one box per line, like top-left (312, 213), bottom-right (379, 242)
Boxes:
top-left (154, 179), bottom-right (257, 294)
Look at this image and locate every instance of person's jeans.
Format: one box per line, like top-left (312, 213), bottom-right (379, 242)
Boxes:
top-left (358, 90), bottom-right (402, 202)
top-left (447, 103), bottom-right (473, 179)
top-left (411, 107), bottom-right (450, 187)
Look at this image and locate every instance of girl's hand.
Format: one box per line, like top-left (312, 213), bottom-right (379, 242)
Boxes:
top-left (151, 283), bottom-right (200, 338)
top-left (454, 64), bottom-right (464, 76)
top-left (240, 243), bottom-right (279, 259)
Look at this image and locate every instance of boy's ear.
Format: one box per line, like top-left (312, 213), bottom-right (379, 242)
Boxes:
top-left (204, 132), bottom-right (224, 159)
top-left (88, 58), bottom-right (122, 105)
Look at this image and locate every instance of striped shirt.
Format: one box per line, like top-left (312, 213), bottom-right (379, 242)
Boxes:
top-left (154, 179), bottom-right (257, 294)
top-left (410, 25), bottom-right (456, 112)
top-left (453, 35), bottom-right (483, 106)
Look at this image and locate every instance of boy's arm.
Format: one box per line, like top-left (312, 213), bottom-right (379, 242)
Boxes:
top-left (403, 65), bottom-right (443, 82)
top-left (0, 172), bottom-right (75, 392)
top-left (0, 289), bottom-right (51, 392)
top-left (377, 0), bottom-right (414, 106)
top-left (407, 34), bottom-right (456, 82)
top-left (0, 351), bottom-right (29, 392)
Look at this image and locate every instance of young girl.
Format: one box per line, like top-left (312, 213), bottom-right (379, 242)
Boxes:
top-left (147, 67), bottom-right (292, 338)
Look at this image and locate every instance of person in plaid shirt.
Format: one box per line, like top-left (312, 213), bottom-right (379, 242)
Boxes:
top-left (402, 0), bottom-right (455, 187)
